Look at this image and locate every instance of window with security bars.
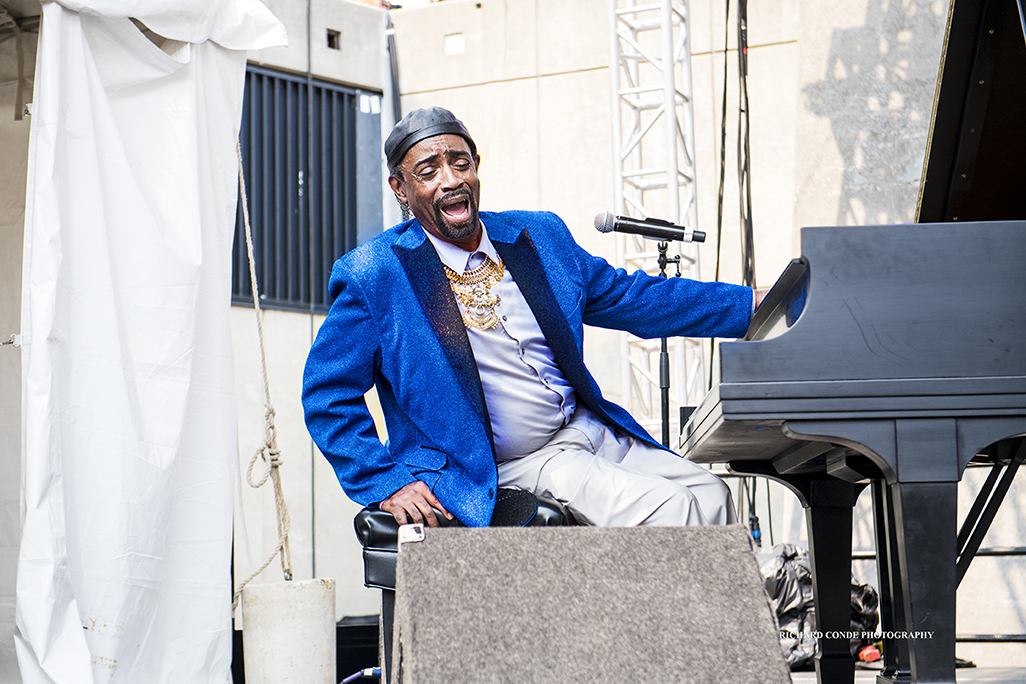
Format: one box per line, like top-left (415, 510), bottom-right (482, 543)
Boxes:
top-left (233, 64), bottom-right (382, 313)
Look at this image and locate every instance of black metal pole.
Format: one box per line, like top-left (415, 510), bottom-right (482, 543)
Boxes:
top-left (660, 337), bottom-right (670, 447)
top-left (657, 242), bottom-right (676, 448)
top-left (656, 243), bottom-right (673, 447)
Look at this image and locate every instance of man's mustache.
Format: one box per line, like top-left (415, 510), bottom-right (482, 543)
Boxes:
top-left (434, 189), bottom-right (473, 210)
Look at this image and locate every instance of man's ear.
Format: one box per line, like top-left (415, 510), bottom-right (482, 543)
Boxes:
top-left (388, 174), bottom-right (406, 204)
top-left (474, 153), bottom-right (481, 170)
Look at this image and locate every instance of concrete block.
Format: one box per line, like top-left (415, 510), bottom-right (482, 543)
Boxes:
top-left (241, 579), bottom-right (337, 683)
top-left (392, 525), bottom-right (791, 683)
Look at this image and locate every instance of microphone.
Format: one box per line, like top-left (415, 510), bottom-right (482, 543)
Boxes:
top-left (594, 211), bottom-right (706, 243)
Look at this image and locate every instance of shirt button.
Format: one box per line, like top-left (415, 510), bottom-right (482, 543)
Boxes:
top-left (488, 488), bottom-right (494, 499)
top-left (502, 316), bottom-right (507, 321)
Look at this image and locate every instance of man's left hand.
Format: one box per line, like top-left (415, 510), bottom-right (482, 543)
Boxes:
top-left (380, 481), bottom-right (454, 527)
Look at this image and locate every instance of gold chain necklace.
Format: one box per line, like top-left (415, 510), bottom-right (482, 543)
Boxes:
top-left (443, 255), bottom-right (504, 330)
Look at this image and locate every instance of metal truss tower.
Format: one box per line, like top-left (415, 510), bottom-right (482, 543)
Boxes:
top-left (607, 0), bottom-right (705, 440)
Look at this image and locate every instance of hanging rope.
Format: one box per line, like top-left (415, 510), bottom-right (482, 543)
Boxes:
top-left (232, 141), bottom-right (294, 612)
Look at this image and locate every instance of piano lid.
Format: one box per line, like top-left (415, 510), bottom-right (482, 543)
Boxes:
top-left (916, 0), bottom-right (1026, 223)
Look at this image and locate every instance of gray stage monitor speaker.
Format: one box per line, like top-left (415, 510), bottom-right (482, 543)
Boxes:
top-left (392, 524), bottom-right (791, 683)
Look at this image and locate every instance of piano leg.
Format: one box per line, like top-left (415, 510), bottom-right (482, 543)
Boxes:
top-left (892, 481), bottom-right (957, 684)
top-left (805, 479), bottom-right (863, 684)
top-left (730, 462), bottom-right (864, 684)
top-left (872, 480), bottom-right (911, 684)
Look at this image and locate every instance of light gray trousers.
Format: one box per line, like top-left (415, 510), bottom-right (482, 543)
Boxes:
top-left (497, 407), bottom-right (737, 527)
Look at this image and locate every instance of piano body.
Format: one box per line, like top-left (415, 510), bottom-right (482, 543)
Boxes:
top-left (683, 221), bottom-right (1025, 682)
top-left (679, 0), bottom-right (1026, 682)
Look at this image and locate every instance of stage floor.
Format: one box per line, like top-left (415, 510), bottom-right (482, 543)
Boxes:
top-left (791, 669), bottom-right (1026, 683)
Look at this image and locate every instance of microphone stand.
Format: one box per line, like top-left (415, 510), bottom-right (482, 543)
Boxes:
top-left (657, 241), bottom-right (681, 447)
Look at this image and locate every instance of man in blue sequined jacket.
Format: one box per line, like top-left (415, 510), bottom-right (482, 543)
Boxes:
top-left (303, 107), bottom-right (760, 528)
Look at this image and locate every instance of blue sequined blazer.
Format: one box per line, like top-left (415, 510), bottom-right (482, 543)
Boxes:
top-left (302, 210), bottom-right (753, 527)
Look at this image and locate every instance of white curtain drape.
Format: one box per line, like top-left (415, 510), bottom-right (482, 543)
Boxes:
top-left (17, 2), bottom-right (284, 681)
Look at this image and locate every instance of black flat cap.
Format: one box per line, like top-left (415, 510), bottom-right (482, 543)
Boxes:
top-left (385, 107), bottom-right (477, 170)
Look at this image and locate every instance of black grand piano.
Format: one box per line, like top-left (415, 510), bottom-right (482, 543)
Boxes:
top-left (679, 0), bottom-right (1026, 682)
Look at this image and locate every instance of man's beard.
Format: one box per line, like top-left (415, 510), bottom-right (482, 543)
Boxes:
top-left (432, 189), bottom-right (479, 241)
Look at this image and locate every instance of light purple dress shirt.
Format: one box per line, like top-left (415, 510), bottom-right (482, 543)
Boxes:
top-left (424, 225), bottom-right (577, 461)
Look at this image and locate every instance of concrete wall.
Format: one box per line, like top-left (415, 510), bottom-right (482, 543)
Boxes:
top-left (391, 0), bottom-right (624, 400)
top-left (791, 0), bottom-right (1026, 665)
top-left (388, 0), bottom-right (1026, 667)
top-left (1, 0), bottom-right (1023, 670)
top-left (0, 16), bottom-right (36, 681)
top-left (793, 0), bottom-right (946, 230)
top-left (690, 0), bottom-right (801, 287)
top-left (234, 0), bottom-right (388, 621)
top-left (0, 0), bottom-right (392, 648)
top-left (231, 309), bottom-right (381, 621)
top-left (388, 0), bottom-right (807, 550)
top-left (250, 0), bottom-right (386, 90)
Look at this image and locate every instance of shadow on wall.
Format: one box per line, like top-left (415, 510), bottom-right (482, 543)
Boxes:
top-left (804, 0), bottom-right (946, 226)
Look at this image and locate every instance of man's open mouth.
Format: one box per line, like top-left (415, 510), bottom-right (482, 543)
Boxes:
top-left (437, 192), bottom-right (472, 224)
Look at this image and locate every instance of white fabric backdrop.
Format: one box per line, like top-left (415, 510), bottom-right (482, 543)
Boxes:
top-left (17, 2), bottom-right (284, 682)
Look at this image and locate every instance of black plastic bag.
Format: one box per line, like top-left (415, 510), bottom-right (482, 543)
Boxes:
top-left (757, 543), bottom-right (880, 670)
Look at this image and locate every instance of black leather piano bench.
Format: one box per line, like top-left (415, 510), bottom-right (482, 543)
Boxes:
top-left (354, 487), bottom-right (577, 592)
